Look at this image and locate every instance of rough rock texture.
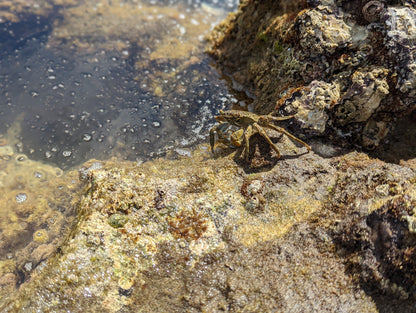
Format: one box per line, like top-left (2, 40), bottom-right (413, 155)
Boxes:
top-left (1, 143), bottom-right (416, 312)
top-left (208, 0), bottom-right (416, 149)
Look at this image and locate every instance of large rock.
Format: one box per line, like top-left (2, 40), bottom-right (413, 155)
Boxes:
top-left (208, 0), bottom-right (416, 149)
top-left (2, 144), bottom-right (416, 312)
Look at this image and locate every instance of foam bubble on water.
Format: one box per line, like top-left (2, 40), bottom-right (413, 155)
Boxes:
top-left (62, 150), bottom-right (72, 157)
top-left (82, 134), bottom-right (92, 142)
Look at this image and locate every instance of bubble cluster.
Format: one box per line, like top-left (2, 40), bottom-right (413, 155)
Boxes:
top-left (0, 143), bottom-right (80, 297)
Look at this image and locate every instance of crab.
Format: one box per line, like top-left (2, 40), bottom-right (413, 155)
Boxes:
top-left (210, 110), bottom-right (311, 161)
top-left (208, 120), bottom-right (245, 149)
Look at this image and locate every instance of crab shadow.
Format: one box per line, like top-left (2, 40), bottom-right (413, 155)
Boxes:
top-left (369, 114), bottom-right (416, 164)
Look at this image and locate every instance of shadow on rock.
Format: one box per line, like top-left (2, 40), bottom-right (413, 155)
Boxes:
top-left (335, 196), bottom-right (416, 303)
top-left (327, 155), bottom-right (416, 312)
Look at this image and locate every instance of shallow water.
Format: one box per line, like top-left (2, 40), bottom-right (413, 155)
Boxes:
top-left (0, 0), bottom-right (238, 297)
top-left (0, 0), bottom-right (238, 169)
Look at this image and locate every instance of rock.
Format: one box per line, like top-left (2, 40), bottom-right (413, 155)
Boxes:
top-left (2, 148), bottom-right (416, 312)
top-left (330, 159), bottom-right (416, 301)
top-left (208, 0), bottom-right (416, 149)
top-left (1, 1), bottom-right (416, 312)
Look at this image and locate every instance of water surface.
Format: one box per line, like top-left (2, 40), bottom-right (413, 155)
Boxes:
top-left (0, 0), bottom-right (238, 168)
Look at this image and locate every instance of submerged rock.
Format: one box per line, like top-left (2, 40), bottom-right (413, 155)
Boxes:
top-left (0, 142), bottom-right (80, 305)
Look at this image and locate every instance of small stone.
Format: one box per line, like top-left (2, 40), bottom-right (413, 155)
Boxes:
top-left (108, 214), bottom-right (129, 228)
top-left (24, 262), bottom-right (32, 272)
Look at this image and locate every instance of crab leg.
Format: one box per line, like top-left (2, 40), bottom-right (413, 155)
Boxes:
top-left (265, 115), bottom-right (294, 122)
top-left (252, 123), bottom-right (282, 159)
top-left (242, 124), bottom-right (252, 161)
top-left (266, 123), bottom-right (311, 151)
top-left (209, 125), bottom-right (218, 153)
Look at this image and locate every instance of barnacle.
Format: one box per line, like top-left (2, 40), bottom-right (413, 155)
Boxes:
top-left (362, 1), bottom-right (386, 23)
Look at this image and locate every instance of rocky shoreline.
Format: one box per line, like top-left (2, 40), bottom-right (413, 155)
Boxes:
top-left (1, 0), bottom-right (416, 312)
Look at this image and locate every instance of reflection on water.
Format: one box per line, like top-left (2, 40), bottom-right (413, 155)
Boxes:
top-left (0, 0), bottom-right (238, 302)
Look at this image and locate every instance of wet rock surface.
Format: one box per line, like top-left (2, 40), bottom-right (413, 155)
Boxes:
top-left (1, 145), bottom-right (416, 312)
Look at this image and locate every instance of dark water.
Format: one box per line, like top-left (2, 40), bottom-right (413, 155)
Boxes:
top-left (0, 0), bottom-right (238, 169)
